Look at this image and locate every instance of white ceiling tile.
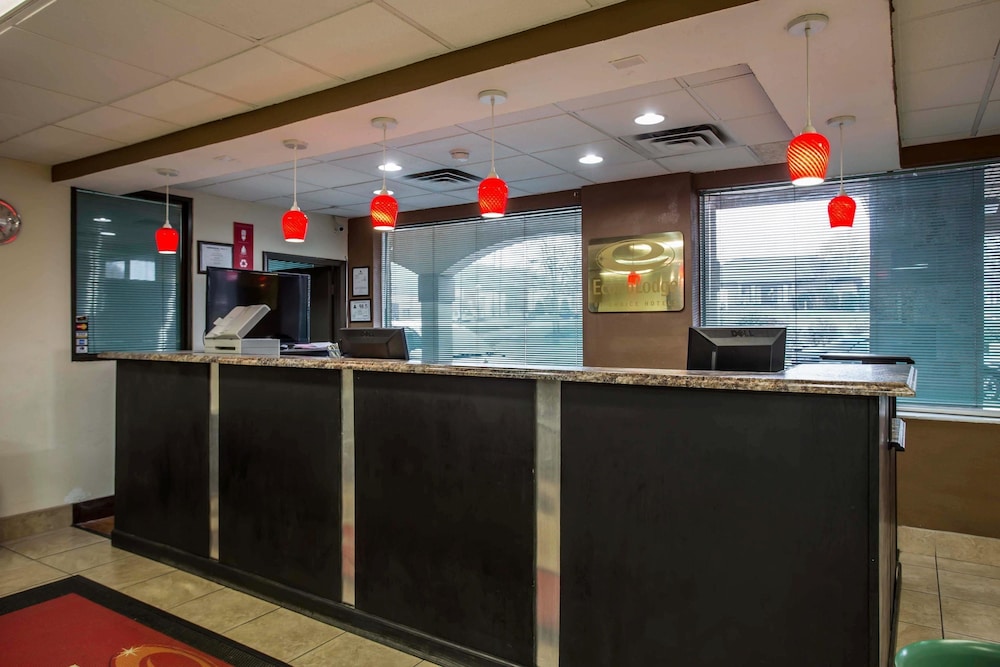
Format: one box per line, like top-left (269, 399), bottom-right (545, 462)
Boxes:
top-left (255, 192), bottom-right (334, 212)
top-left (399, 132), bottom-right (519, 164)
top-left (487, 154), bottom-right (565, 180)
top-left (572, 89), bottom-right (715, 139)
top-left (895, 2), bottom-right (1000, 72)
top-left (0, 111), bottom-right (41, 142)
top-left (19, 0), bottom-right (253, 78)
top-left (274, 162), bottom-right (372, 188)
top-left (892, 0), bottom-right (990, 23)
top-left (180, 47), bottom-right (336, 106)
top-left (897, 60), bottom-right (994, 111)
top-left (458, 104), bottom-right (564, 133)
top-left (656, 146), bottom-right (760, 173)
top-left (534, 139), bottom-right (645, 172)
top-left (336, 179), bottom-right (432, 200)
top-left (0, 79), bottom-right (98, 124)
top-left (572, 160), bottom-right (668, 183)
top-left (977, 100), bottom-right (1000, 135)
top-left (330, 151), bottom-right (447, 179)
top-left (678, 63), bottom-right (752, 87)
top-left (689, 74), bottom-right (777, 120)
top-left (326, 204), bottom-right (372, 218)
top-left (557, 78), bottom-right (682, 113)
top-left (899, 104), bottom-right (978, 139)
top-left (267, 4), bottom-right (447, 80)
top-left (0, 125), bottom-right (123, 164)
top-left (723, 113), bottom-right (793, 146)
top-left (490, 115), bottom-right (609, 153)
top-left (156, 0), bottom-right (366, 41)
top-left (0, 28), bottom-right (166, 103)
top-left (57, 106), bottom-right (181, 144)
top-left (197, 174), bottom-right (322, 201)
top-left (508, 173), bottom-right (592, 194)
top-left (383, 0), bottom-right (588, 49)
top-left (113, 81), bottom-right (252, 127)
top-left (395, 193), bottom-right (468, 210)
top-left (393, 125), bottom-right (469, 147)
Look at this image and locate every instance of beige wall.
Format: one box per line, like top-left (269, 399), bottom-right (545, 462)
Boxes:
top-left (0, 158), bottom-right (347, 517)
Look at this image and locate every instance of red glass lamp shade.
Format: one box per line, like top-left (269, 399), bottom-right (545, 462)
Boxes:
top-left (787, 131), bottom-right (830, 186)
top-left (828, 193), bottom-right (856, 228)
top-left (282, 206), bottom-right (308, 242)
top-left (627, 271), bottom-right (641, 287)
top-left (479, 175), bottom-right (508, 219)
top-left (370, 192), bottom-right (398, 231)
top-left (155, 224), bottom-right (178, 254)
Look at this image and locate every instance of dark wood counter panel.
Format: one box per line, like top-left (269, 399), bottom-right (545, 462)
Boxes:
top-left (105, 354), bottom-right (914, 667)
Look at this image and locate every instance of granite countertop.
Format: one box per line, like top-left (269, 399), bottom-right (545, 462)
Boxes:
top-left (99, 351), bottom-right (917, 397)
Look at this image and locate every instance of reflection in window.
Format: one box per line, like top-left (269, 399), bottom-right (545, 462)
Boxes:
top-left (129, 259), bottom-right (155, 282)
top-left (383, 207), bottom-right (582, 366)
top-left (105, 261), bottom-right (126, 280)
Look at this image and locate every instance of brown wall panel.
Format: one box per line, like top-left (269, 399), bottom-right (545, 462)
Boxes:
top-left (581, 173), bottom-right (695, 369)
top-left (898, 418), bottom-right (1000, 539)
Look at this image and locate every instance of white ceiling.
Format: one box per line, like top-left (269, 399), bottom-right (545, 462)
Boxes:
top-left (0, 0), bottom-right (997, 217)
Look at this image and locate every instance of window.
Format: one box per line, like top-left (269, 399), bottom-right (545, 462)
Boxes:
top-left (382, 207), bottom-right (583, 366)
top-left (72, 188), bottom-right (191, 359)
top-left (700, 162), bottom-right (999, 413)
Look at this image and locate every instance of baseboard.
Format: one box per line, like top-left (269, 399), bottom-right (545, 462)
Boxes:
top-left (72, 495), bottom-right (114, 524)
top-left (0, 504), bottom-right (73, 542)
top-left (112, 530), bottom-right (522, 667)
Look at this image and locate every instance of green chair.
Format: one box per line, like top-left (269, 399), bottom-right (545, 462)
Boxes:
top-left (896, 639), bottom-right (1000, 666)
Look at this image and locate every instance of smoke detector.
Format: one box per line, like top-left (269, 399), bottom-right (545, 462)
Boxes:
top-left (450, 148), bottom-right (470, 162)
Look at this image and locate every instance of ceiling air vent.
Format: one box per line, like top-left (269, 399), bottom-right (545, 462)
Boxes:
top-left (620, 124), bottom-right (730, 158)
top-left (403, 168), bottom-right (480, 190)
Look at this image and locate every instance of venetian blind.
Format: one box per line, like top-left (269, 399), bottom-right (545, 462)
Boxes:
top-left (382, 207), bottom-right (583, 366)
top-left (74, 189), bottom-right (183, 355)
top-left (699, 162), bottom-right (1000, 412)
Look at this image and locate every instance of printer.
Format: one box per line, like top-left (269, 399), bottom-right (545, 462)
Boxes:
top-left (203, 304), bottom-right (281, 356)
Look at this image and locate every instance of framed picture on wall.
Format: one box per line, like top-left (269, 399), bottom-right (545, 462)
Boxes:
top-left (350, 299), bottom-right (372, 323)
top-left (352, 266), bottom-right (370, 296)
top-left (198, 241), bottom-right (233, 274)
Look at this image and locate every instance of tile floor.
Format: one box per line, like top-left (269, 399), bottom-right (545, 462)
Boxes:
top-left (2, 525), bottom-right (999, 664)
top-left (0, 527), bottom-right (441, 666)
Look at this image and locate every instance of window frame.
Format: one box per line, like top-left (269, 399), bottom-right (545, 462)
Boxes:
top-left (70, 187), bottom-right (193, 361)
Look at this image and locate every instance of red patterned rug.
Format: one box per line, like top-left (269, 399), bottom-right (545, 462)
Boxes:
top-left (0, 576), bottom-right (286, 666)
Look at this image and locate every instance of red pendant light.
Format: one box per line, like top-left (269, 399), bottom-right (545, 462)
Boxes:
top-left (282, 139), bottom-right (308, 242)
top-left (155, 168), bottom-right (179, 254)
top-left (786, 14), bottom-right (830, 186)
top-left (627, 271), bottom-right (641, 287)
top-left (827, 115), bottom-right (857, 228)
top-left (478, 90), bottom-right (508, 218)
top-left (370, 117), bottom-right (399, 231)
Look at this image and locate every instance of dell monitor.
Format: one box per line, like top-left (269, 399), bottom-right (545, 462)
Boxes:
top-left (339, 327), bottom-right (409, 360)
top-left (687, 327), bottom-right (787, 372)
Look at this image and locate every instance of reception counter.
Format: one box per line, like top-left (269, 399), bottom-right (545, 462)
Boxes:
top-left (101, 352), bottom-right (916, 667)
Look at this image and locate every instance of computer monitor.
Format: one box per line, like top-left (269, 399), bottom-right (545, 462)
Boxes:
top-left (206, 268), bottom-right (311, 343)
top-left (339, 327), bottom-right (409, 360)
top-left (687, 327), bottom-right (787, 372)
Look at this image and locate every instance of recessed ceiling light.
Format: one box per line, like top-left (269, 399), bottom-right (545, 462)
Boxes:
top-left (373, 189), bottom-right (395, 195)
top-left (93, 217), bottom-right (111, 222)
top-left (579, 154), bottom-right (604, 165)
top-left (634, 112), bottom-right (665, 126)
top-left (99, 231), bottom-right (116, 236)
top-left (379, 162), bottom-right (402, 172)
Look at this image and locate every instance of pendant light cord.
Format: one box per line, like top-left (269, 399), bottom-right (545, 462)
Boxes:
top-left (804, 23), bottom-right (813, 131)
top-left (381, 124), bottom-right (388, 193)
top-left (839, 122), bottom-right (846, 194)
top-left (292, 145), bottom-right (299, 208)
top-left (164, 181), bottom-right (170, 227)
top-left (489, 95), bottom-right (497, 176)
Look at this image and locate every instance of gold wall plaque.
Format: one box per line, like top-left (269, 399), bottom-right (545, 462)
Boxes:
top-left (588, 232), bottom-right (684, 313)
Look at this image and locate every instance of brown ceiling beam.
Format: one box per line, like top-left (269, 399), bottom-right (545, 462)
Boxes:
top-left (899, 135), bottom-right (1000, 170)
top-left (51, 0), bottom-right (756, 183)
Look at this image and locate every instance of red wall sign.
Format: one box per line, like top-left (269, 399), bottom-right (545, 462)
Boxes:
top-left (233, 222), bottom-right (253, 270)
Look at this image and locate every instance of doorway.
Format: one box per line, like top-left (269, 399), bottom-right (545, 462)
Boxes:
top-left (263, 252), bottom-right (346, 343)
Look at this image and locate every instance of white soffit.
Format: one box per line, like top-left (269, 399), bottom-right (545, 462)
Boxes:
top-left (266, 4), bottom-right (448, 81)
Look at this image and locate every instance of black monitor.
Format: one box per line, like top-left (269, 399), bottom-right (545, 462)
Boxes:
top-left (206, 268), bottom-right (311, 343)
top-left (687, 327), bottom-right (787, 372)
top-left (339, 327), bottom-right (409, 360)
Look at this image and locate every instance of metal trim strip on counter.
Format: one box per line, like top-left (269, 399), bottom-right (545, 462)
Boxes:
top-left (209, 362), bottom-right (220, 560)
top-left (341, 369), bottom-right (356, 606)
top-left (536, 379), bottom-right (561, 667)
